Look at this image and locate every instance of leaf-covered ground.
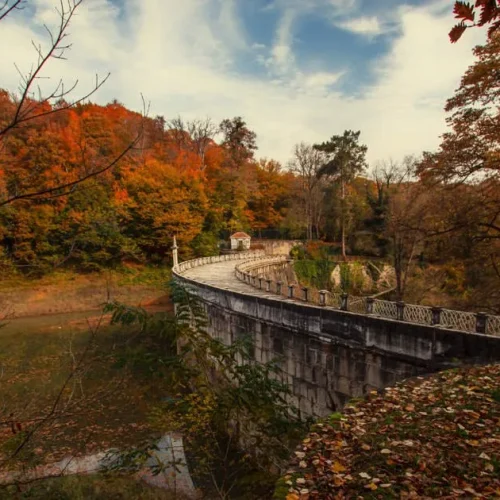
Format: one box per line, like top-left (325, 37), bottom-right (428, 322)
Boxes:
top-left (0, 312), bottom-right (164, 467)
top-left (281, 364), bottom-right (500, 499)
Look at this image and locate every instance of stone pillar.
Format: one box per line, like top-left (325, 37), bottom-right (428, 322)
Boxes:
top-left (258, 278), bottom-right (264, 290)
top-left (396, 301), bottom-right (405, 321)
top-left (277, 281), bottom-right (283, 295)
top-left (476, 312), bottom-right (487, 334)
top-left (431, 306), bottom-right (442, 326)
top-left (288, 284), bottom-right (295, 299)
top-left (302, 287), bottom-right (309, 302)
top-left (319, 290), bottom-right (327, 306)
top-left (340, 293), bottom-right (348, 311)
top-left (172, 236), bottom-right (178, 267)
top-left (266, 279), bottom-right (271, 292)
top-left (366, 297), bottom-right (374, 314)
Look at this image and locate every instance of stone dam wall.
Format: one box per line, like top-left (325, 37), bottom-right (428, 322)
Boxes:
top-left (174, 255), bottom-right (500, 418)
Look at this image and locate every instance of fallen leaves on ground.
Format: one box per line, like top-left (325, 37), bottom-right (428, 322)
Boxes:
top-left (283, 364), bottom-right (500, 499)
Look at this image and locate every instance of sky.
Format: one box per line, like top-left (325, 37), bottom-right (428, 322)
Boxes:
top-left (0, 0), bottom-right (487, 168)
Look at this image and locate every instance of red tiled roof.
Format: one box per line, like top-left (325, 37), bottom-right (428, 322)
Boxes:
top-left (230, 232), bottom-right (251, 239)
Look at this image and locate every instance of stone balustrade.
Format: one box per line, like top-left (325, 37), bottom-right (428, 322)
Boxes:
top-left (176, 252), bottom-right (500, 337)
top-left (173, 251), bottom-right (500, 416)
top-left (174, 251), bottom-right (266, 274)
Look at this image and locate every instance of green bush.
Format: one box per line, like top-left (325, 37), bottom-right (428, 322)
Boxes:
top-left (294, 259), bottom-right (335, 291)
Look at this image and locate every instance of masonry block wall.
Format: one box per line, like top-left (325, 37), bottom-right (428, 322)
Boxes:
top-left (179, 277), bottom-right (500, 418)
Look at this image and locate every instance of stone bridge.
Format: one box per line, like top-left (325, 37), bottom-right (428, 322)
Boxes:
top-left (173, 251), bottom-right (500, 417)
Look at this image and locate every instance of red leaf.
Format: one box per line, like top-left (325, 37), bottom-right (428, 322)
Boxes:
top-left (449, 22), bottom-right (468, 42)
top-left (454, 1), bottom-right (476, 22)
top-left (478, 0), bottom-right (499, 26)
top-left (487, 18), bottom-right (500, 36)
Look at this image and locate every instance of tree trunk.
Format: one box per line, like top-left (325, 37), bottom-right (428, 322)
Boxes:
top-left (341, 174), bottom-right (346, 260)
top-left (307, 197), bottom-right (312, 241)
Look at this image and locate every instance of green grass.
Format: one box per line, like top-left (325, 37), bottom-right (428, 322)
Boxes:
top-left (0, 265), bottom-right (171, 291)
top-left (114, 266), bottom-right (171, 288)
top-left (0, 474), bottom-right (184, 499)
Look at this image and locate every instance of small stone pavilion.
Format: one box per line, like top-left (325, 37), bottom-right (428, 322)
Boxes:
top-left (230, 232), bottom-right (251, 251)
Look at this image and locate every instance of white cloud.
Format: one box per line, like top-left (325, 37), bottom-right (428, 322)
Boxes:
top-left (338, 16), bottom-right (382, 35)
top-left (302, 71), bottom-right (344, 91)
top-left (217, 0), bottom-right (248, 52)
top-left (0, 0), bottom-right (487, 170)
top-left (267, 8), bottom-right (296, 74)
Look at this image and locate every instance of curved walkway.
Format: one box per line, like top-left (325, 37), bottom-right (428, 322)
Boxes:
top-left (181, 258), bottom-right (288, 299)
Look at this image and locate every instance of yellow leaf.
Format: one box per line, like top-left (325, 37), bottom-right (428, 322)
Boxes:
top-left (286, 494), bottom-right (300, 500)
top-left (365, 482), bottom-right (378, 491)
top-left (333, 475), bottom-right (345, 486)
top-left (332, 461), bottom-right (346, 473)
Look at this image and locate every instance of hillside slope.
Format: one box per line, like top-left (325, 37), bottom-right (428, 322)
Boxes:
top-left (278, 364), bottom-right (500, 499)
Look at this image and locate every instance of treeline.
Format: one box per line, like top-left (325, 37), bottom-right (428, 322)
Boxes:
top-left (0, 92), bottom-right (408, 273)
top-left (0, 33), bottom-right (499, 314)
top-left (0, 96), bottom-right (300, 271)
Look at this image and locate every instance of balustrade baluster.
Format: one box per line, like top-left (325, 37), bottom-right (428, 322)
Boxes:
top-left (366, 297), bottom-right (374, 314)
top-left (476, 312), bottom-right (487, 334)
top-left (396, 301), bottom-right (405, 321)
top-left (431, 307), bottom-right (442, 326)
top-left (340, 293), bottom-right (348, 311)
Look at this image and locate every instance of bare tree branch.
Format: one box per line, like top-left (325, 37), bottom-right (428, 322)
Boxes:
top-left (0, 0), bottom-right (23, 23)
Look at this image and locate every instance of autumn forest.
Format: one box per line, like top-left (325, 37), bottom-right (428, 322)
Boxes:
top-left (1, 34), bottom-right (500, 314)
top-left (1, 0), bottom-right (500, 498)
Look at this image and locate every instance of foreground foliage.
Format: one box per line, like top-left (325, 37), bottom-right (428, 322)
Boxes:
top-left (106, 282), bottom-right (309, 499)
top-left (0, 311), bottom-right (167, 482)
top-left (281, 364), bottom-right (500, 499)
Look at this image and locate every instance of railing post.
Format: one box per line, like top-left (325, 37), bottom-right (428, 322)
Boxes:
top-left (258, 277), bottom-right (263, 290)
top-left (340, 293), bottom-right (348, 311)
top-left (476, 312), bottom-right (487, 334)
top-left (266, 279), bottom-right (271, 292)
top-left (288, 284), bottom-right (295, 299)
top-left (252, 275), bottom-right (257, 287)
top-left (396, 301), bottom-right (405, 321)
top-left (319, 290), bottom-right (327, 306)
top-left (431, 306), bottom-right (442, 326)
top-left (366, 297), bottom-right (374, 314)
top-left (276, 281), bottom-right (283, 295)
top-left (302, 287), bottom-right (309, 302)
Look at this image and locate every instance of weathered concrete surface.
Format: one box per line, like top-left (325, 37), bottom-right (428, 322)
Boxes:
top-left (252, 239), bottom-right (301, 255)
top-left (182, 259), bottom-right (284, 297)
top-left (139, 434), bottom-right (196, 496)
top-left (176, 257), bottom-right (500, 418)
